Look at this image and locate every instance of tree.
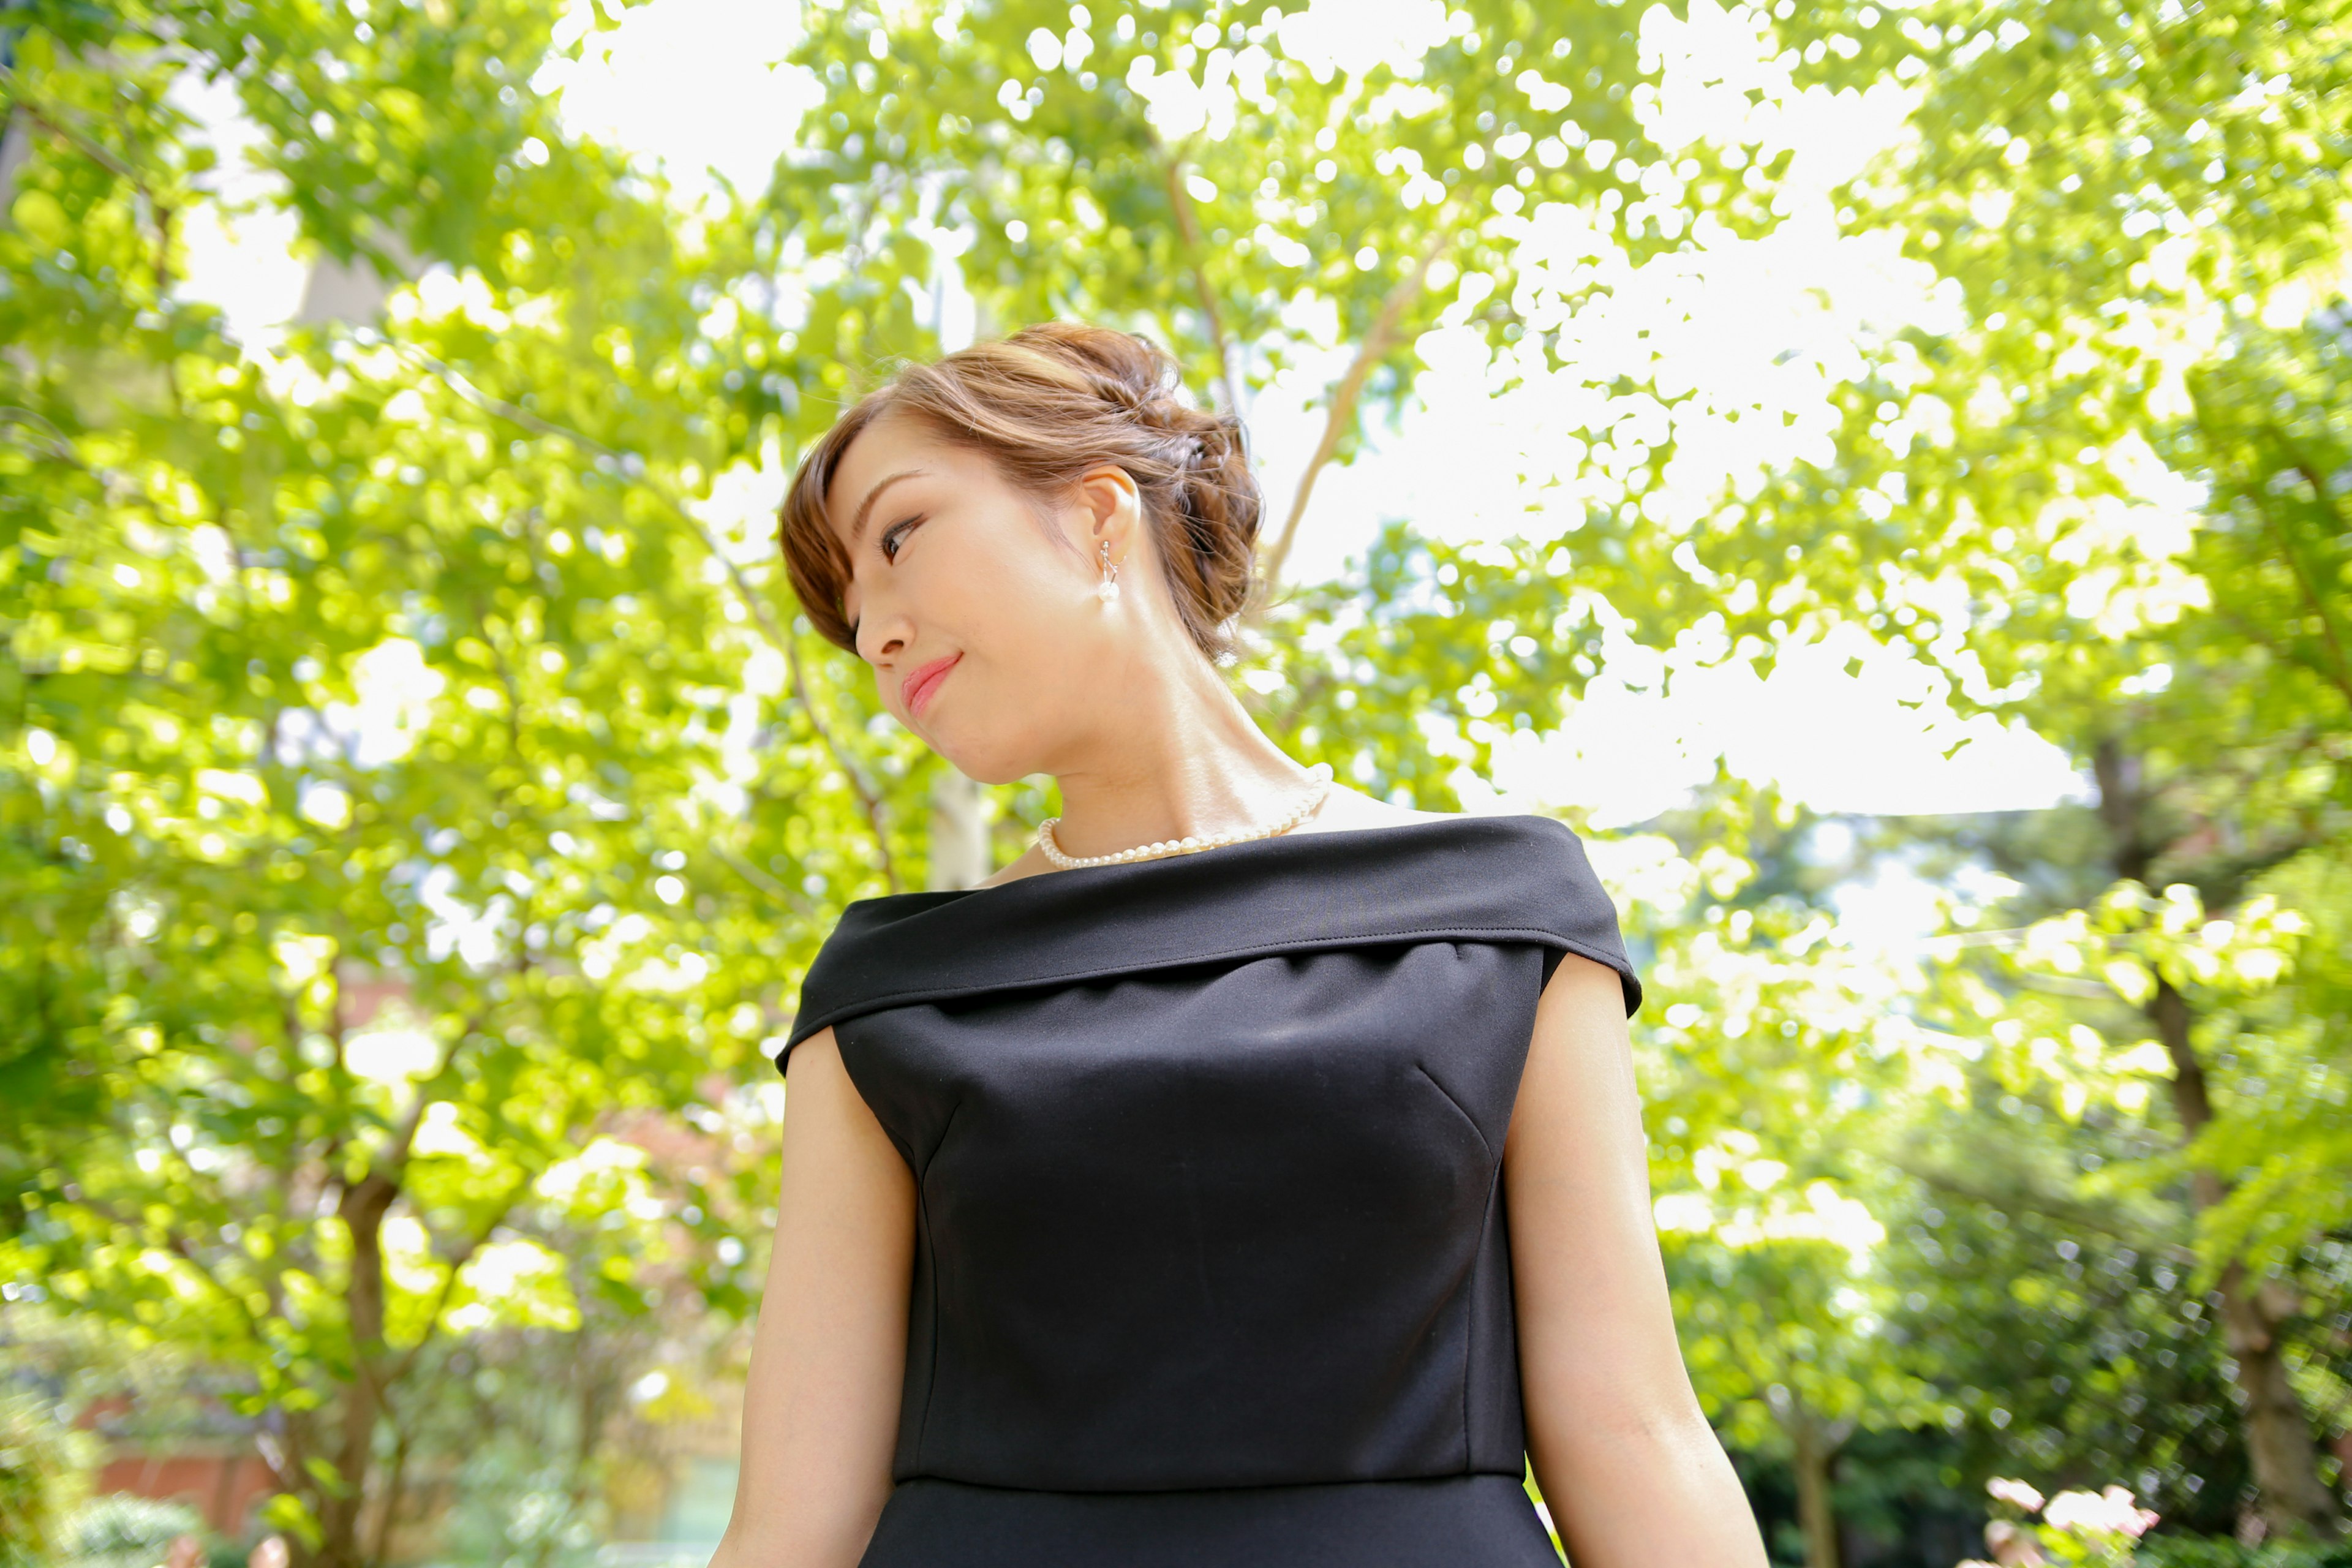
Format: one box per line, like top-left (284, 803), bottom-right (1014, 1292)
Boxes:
top-left (762, 0), bottom-right (2352, 1548)
top-left (1630, 0), bottom-right (2352, 1534)
top-left (775, 0), bottom-right (1774, 602)
top-left (1, 4), bottom-right (927, 1561)
top-left (13, 0), bottom-right (2346, 1556)
top-left (1631, 832), bottom-right (1958, 1568)
top-left (1882, 1079), bottom-right (2259, 1536)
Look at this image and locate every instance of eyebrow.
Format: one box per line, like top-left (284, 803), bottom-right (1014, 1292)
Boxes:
top-left (845, 468), bottom-right (926, 549)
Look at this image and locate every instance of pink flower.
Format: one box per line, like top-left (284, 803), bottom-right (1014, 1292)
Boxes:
top-left (2102, 1484), bottom-right (2160, 1539)
top-left (1988, 1477), bottom-right (2047, 1513)
top-left (2041, 1485), bottom-right (2159, 1539)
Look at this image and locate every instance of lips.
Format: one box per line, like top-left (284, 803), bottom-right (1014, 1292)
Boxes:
top-left (900, 653), bottom-right (961, 720)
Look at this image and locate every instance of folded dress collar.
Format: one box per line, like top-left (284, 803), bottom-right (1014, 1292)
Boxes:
top-left (785, 812), bottom-right (1640, 1050)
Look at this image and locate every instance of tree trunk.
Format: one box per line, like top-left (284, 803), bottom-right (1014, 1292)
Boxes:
top-left (0, 108), bottom-right (31, 209)
top-left (2101, 739), bottom-right (2342, 1539)
top-left (303, 1169), bottom-right (400, 1568)
top-left (527, 1362), bottom-right (616, 1568)
top-left (927, 767), bottom-right (991, 891)
top-left (295, 233), bottom-right (416, 325)
top-left (1792, 1412), bottom-right (1843, 1568)
top-left (366, 1412), bottom-right (415, 1567)
top-left (2150, 976), bottom-right (2345, 1540)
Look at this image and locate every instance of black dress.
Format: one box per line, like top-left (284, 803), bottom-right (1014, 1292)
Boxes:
top-left (778, 813), bottom-right (1643, 1567)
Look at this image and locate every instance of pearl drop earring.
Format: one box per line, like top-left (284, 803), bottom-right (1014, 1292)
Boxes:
top-left (1096, 539), bottom-right (1121, 604)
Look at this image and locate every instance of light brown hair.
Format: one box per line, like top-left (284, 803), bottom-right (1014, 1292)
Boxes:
top-left (778, 323), bottom-right (1259, 663)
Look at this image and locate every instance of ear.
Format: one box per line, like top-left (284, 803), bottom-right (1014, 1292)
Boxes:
top-left (1073, 464), bottom-right (1142, 566)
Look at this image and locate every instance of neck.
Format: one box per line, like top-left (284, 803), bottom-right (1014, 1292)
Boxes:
top-left (1042, 636), bottom-right (1319, 861)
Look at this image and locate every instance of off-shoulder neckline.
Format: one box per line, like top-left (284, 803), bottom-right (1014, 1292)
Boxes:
top-left (843, 810), bottom-right (1577, 911)
top-left (785, 809), bottom-right (1638, 1052)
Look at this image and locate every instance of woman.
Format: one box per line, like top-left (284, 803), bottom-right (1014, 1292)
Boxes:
top-left (712, 323), bottom-right (1769, 1567)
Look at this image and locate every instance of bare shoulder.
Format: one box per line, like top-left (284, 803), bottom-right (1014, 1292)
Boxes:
top-left (1290, 781), bottom-right (1462, 836)
top-left (973, 842), bottom-right (1053, 889)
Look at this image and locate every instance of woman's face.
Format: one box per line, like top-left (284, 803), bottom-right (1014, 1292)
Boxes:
top-left (824, 411), bottom-right (1140, 785)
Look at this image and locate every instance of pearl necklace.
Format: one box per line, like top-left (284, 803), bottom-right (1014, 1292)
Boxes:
top-left (1036, 763), bottom-right (1336, 870)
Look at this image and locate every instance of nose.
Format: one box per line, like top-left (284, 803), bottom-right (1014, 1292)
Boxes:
top-left (856, 608), bottom-right (908, 665)
top-left (853, 571), bottom-right (916, 665)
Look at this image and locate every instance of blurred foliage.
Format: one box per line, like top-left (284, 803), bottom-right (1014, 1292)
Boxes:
top-left (2136, 1539), bottom-right (2352, 1568)
top-left (1884, 1152), bottom-right (2253, 1536)
top-left (0, 1385), bottom-right (103, 1567)
top-left (58, 1493), bottom-right (206, 1568)
top-left (2, 2), bottom-right (862, 1562)
top-left (3, 0), bottom-right (2348, 1562)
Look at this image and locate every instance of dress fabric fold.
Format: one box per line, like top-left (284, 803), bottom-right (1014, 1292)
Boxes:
top-left (778, 813), bottom-right (1642, 1567)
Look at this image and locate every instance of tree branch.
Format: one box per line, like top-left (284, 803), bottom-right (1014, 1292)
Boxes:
top-left (0, 405), bottom-right (81, 464)
top-left (395, 345), bottom-right (903, 892)
top-left (711, 841), bottom-right (815, 916)
top-left (2187, 383), bottom-right (2352, 716)
top-left (382, 1180), bottom-right (526, 1389)
top-left (1888, 1155), bottom-right (2195, 1263)
top-left (1156, 132), bottom-right (1243, 415)
top-left (75, 1189), bottom-right (276, 1336)
top-left (1255, 208), bottom-right (1460, 603)
top-left (770, 616), bottom-right (902, 894)
top-left (367, 1409), bottom-right (417, 1566)
top-left (2255, 426), bottom-right (2352, 714)
top-left (0, 65), bottom-right (175, 298)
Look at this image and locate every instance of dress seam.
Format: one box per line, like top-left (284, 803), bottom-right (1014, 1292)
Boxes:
top-left (910, 1097), bottom-right (965, 1472)
top-left (791, 927), bottom-right (1634, 1046)
top-left (887, 1467), bottom-right (1534, 1498)
top-left (1466, 1160), bottom-right (1503, 1471)
top-left (1412, 1063), bottom-right (1494, 1160)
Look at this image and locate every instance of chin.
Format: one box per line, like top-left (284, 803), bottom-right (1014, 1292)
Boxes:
top-left (912, 723), bottom-right (987, 782)
top-left (926, 726), bottom-right (1047, 788)
top-left (941, 748), bottom-right (1036, 788)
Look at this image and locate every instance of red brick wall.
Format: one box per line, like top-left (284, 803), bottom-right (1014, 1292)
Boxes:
top-left (94, 1452), bottom-right (275, 1535)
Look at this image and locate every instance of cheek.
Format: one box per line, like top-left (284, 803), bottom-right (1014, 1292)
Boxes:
top-left (928, 533), bottom-right (1109, 715)
top-left (971, 559), bottom-right (1093, 677)
top-left (940, 523), bottom-right (1090, 640)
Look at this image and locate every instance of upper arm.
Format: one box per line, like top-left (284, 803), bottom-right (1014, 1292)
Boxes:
top-left (1503, 952), bottom-right (1704, 1451)
top-left (718, 1028), bottom-right (916, 1568)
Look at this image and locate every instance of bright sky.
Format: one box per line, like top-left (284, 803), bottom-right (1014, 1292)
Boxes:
top-left (176, 0), bottom-right (2095, 869)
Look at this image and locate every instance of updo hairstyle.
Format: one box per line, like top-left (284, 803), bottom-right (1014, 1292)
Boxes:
top-left (778, 323), bottom-right (1260, 663)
